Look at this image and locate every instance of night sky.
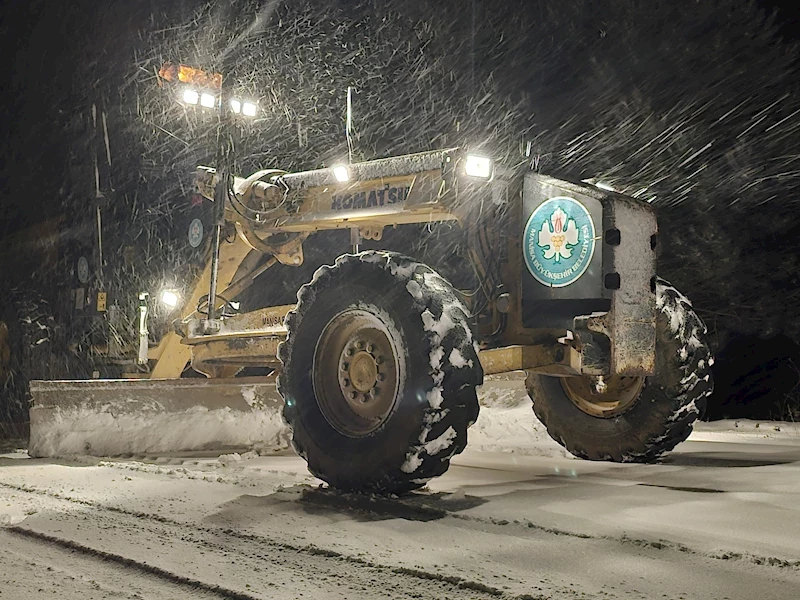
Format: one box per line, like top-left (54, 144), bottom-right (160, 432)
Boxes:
top-left (0, 0), bottom-right (797, 234)
top-left (1, 1), bottom-right (87, 232)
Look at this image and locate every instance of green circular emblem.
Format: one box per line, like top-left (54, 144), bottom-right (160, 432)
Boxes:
top-left (188, 218), bottom-right (204, 249)
top-left (77, 256), bottom-right (89, 284)
top-left (523, 196), bottom-right (596, 287)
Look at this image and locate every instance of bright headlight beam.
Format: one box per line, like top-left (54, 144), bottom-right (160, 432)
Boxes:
top-left (242, 101), bottom-right (258, 117)
top-left (200, 93), bottom-right (217, 108)
top-left (465, 155), bottom-right (493, 179)
top-left (160, 290), bottom-right (179, 308)
top-left (332, 165), bottom-right (350, 183)
top-left (230, 99), bottom-right (242, 114)
top-left (182, 88), bottom-right (199, 105)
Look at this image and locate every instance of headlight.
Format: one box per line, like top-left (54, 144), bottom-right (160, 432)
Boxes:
top-left (160, 290), bottom-right (180, 308)
top-left (465, 155), bottom-right (493, 179)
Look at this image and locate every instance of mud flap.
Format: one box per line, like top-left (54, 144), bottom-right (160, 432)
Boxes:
top-left (28, 377), bottom-right (287, 458)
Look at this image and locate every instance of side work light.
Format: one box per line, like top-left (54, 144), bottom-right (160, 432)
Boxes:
top-left (160, 290), bottom-right (180, 309)
top-left (332, 165), bottom-right (350, 183)
top-left (464, 155), bottom-right (493, 179)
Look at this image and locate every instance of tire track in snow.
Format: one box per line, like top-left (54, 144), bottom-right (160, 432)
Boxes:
top-left (0, 527), bottom-right (235, 600)
top-left (297, 486), bottom-right (800, 571)
top-left (5, 478), bottom-right (800, 574)
top-left (86, 456), bottom-right (314, 487)
top-left (0, 481), bottom-right (528, 600)
top-left (4, 527), bottom-right (263, 600)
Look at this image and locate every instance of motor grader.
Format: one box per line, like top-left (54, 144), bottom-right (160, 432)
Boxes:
top-left (29, 148), bottom-right (713, 494)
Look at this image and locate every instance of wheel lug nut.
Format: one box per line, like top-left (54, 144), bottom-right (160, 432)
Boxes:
top-left (356, 341), bottom-right (365, 349)
top-left (372, 386), bottom-right (380, 396)
top-left (366, 343), bottom-right (374, 353)
top-left (375, 356), bottom-right (383, 365)
top-left (349, 391), bottom-right (357, 400)
top-left (343, 378), bottom-right (350, 387)
top-left (342, 362), bottom-right (349, 371)
top-left (346, 348), bottom-right (354, 357)
top-left (376, 373), bottom-right (385, 382)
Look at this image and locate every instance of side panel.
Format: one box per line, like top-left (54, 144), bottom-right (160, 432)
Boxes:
top-left (605, 198), bottom-right (658, 374)
top-left (521, 174), bottom-right (609, 329)
top-left (520, 174), bottom-right (657, 376)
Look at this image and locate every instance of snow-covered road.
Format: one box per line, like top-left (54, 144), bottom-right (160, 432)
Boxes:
top-left (2, 409), bottom-right (800, 599)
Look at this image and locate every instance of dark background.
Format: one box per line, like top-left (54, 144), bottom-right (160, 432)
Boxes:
top-left (0, 0), bottom-right (797, 231)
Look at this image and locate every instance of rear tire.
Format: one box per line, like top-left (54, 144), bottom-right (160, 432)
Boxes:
top-left (278, 252), bottom-right (482, 494)
top-left (527, 278), bottom-right (713, 462)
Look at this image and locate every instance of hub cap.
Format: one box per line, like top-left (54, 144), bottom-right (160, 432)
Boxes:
top-left (314, 310), bottom-right (401, 437)
top-left (561, 374), bottom-right (645, 418)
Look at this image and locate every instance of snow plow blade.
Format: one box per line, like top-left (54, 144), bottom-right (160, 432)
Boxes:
top-left (28, 378), bottom-right (288, 458)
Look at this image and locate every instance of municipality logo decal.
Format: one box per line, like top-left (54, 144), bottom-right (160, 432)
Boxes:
top-left (524, 197), bottom-right (595, 287)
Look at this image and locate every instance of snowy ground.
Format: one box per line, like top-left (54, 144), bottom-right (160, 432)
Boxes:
top-left (2, 382), bottom-right (800, 599)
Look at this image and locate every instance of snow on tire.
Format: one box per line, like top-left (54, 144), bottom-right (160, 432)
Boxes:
top-left (526, 278), bottom-right (714, 462)
top-left (277, 251), bottom-right (482, 494)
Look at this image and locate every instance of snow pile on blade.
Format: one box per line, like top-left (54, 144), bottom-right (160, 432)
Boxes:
top-left (28, 378), bottom-right (289, 458)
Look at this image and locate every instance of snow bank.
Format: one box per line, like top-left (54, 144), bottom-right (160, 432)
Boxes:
top-left (692, 419), bottom-right (800, 442)
top-left (470, 372), bottom-right (572, 458)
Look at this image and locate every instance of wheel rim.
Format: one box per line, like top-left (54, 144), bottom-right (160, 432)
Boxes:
top-left (561, 374), bottom-right (645, 418)
top-left (313, 309), bottom-right (401, 437)
top-left (0, 321), bottom-right (10, 384)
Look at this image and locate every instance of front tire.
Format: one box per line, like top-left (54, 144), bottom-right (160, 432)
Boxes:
top-left (527, 279), bottom-right (713, 462)
top-left (278, 252), bottom-right (482, 494)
